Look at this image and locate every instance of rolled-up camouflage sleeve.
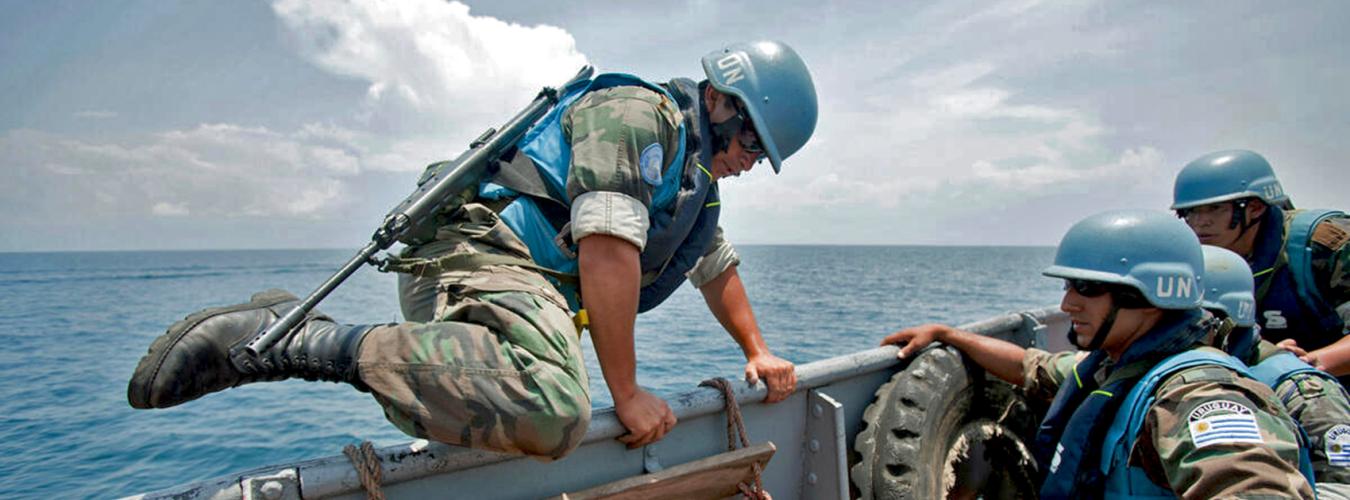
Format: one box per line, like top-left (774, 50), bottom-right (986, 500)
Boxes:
top-left (1280, 372), bottom-right (1350, 484)
top-left (1020, 348), bottom-right (1080, 403)
top-left (1311, 216), bottom-right (1350, 329)
top-left (1138, 365), bottom-right (1314, 499)
top-left (688, 226), bottom-right (741, 288)
top-left (563, 86), bottom-right (682, 250)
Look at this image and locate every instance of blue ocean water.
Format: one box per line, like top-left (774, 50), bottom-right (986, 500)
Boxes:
top-left (0, 246), bottom-right (1061, 499)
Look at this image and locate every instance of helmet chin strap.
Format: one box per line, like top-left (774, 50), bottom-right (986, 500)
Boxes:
top-left (1228, 199), bottom-right (1261, 235)
top-left (1070, 304), bottom-right (1120, 351)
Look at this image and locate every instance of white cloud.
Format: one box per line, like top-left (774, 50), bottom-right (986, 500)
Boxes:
top-left (716, 0), bottom-right (1161, 233)
top-left (968, 146), bottom-right (1164, 189)
top-left (0, 126), bottom-right (361, 221)
top-left (1, 0), bottom-right (591, 229)
top-left (933, 88), bottom-right (1009, 117)
top-left (6, 0), bottom-right (1348, 250)
top-left (151, 201), bottom-right (189, 216)
top-left (271, 0), bottom-right (588, 121)
top-left (73, 110), bottom-right (118, 120)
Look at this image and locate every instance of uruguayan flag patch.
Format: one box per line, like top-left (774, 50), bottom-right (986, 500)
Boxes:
top-left (1325, 424), bottom-right (1350, 466)
top-left (1187, 400), bottom-right (1263, 448)
top-left (639, 143), bottom-right (664, 186)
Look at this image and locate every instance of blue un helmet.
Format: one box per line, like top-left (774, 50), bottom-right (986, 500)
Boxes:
top-left (1171, 149), bottom-right (1290, 210)
top-left (1043, 210), bottom-right (1205, 310)
top-left (1200, 245), bottom-right (1257, 327)
top-left (701, 40), bottom-right (818, 174)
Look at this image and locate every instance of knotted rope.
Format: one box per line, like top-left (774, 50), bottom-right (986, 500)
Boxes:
top-left (343, 441), bottom-right (386, 500)
top-left (699, 377), bottom-right (767, 500)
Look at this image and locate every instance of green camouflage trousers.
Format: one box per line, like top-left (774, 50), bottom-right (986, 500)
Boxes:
top-left (357, 203), bottom-right (590, 459)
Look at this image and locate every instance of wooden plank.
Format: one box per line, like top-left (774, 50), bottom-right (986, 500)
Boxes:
top-left (551, 442), bottom-right (776, 500)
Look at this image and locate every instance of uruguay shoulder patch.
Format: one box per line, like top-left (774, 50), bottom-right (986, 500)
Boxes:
top-left (1187, 400), bottom-right (1264, 448)
top-left (639, 143), bottom-right (664, 187)
top-left (1326, 424), bottom-right (1350, 466)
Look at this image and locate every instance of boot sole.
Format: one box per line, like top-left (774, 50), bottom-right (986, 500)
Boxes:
top-left (127, 289), bottom-right (298, 409)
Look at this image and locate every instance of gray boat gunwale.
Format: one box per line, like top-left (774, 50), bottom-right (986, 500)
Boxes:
top-left (127, 307), bottom-right (1066, 500)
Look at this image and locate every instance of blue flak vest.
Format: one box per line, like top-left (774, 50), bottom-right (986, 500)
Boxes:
top-left (1250, 349), bottom-right (1333, 392)
top-left (1255, 208), bottom-right (1348, 350)
top-left (479, 73), bottom-right (719, 312)
top-left (1098, 347), bottom-right (1316, 498)
top-left (1242, 348), bottom-right (1350, 472)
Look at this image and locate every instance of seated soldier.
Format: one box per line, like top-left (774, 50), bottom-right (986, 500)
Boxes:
top-left (1171, 150), bottom-right (1350, 376)
top-left (1202, 244), bottom-right (1350, 499)
top-left (882, 210), bottom-right (1314, 498)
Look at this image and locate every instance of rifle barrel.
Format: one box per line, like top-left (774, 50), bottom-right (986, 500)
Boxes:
top-left (232, 65), bottom-right (594, 360)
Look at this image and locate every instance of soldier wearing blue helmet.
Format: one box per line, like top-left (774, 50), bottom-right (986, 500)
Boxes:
top-left (1171, 150), bottom-right (1350, 378)
top-left (883, 210), bottom-right (1312, 498)
top-left (128, 41), bottom-right (818, 461)
top-left (1202, 245), bottom-right (1350, 496)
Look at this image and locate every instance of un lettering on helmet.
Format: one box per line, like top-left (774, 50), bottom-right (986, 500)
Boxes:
top-left (1261, 183), bottom-right (1285, 203)
top-left (1156, 275), bottom-right (1196, 300)
top-left (716, 54), bottom-right (746, 86)
top-left (1237, 300), bottom-right (1254, 321)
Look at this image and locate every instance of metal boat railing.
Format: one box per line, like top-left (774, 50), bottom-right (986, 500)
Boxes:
top-left (129, 307), bottom-right (1067, 500)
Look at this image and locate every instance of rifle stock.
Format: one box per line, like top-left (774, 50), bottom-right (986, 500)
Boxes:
top-left (233, 65), bottom-right (595, 362)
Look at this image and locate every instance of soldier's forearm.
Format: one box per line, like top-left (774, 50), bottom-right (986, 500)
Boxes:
top-left (938, 327), bottom-right (1027, 386)
top-left (578, 234), bottom-right (642, 399)
top-left (698, 266), bottom-right (769, 359)
top-left (1309, 334), bottom-right (1350, 376)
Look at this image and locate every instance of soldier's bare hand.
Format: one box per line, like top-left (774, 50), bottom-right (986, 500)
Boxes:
top-left (746, 353), bottom-right (796, 403)
top-left (614, 388), bottom-right (676, 449)
top-left (881, 324), bottom-right (951, 359)
top-left (1277, 338), bottom-right (1311, 357)
top-left (1276, 338), bottom-right (1324, 369)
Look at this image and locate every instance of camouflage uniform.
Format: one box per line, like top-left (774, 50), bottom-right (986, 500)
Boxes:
top-left (1023, 348), bottom-right (1315, 498)
top-left (562, 84), bottom-right (739, 285)
top-left (364, 203), bottom-right (590, 458)
top-left (1309, 215), bottom-right (1350, 328)
top-left (365, 84), bottom-right (738, 459)
top-left (1251, 340), bottom-right (1350, 487)
top-left (1255, 211), bottom-right (1350, 349)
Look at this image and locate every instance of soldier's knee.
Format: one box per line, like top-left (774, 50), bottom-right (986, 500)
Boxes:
top-left (517, 380), bottom-right (591, 459)
top-left (544, 403), bottom-right (592, 458)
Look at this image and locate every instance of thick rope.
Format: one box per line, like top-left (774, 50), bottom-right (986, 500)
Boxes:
top-left (699, 377), bottom-right (767, 500)
top-left (343, 441), bottom-right (386, 500)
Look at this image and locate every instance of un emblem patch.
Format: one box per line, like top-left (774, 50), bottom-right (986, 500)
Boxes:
top-left (1326, 424), bottom-right (1350, 467)
top-left (640, 143), bottom-right (664, 187)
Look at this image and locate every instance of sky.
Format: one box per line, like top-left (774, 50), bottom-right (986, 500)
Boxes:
top-left (2, 0), bottom-right (1346, 252)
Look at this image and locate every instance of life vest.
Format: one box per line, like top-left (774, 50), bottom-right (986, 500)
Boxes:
top-left (1098, 347), bottom-right (1317, 498)
top-left (1250, 349), bottom-right (1336, 391)
top-left (1254, 208), bottom-right (1348, 349)
top-left (479, 74), bottom-right (719, 312)
top-left (1036, 311), bottom-right (1209, 499)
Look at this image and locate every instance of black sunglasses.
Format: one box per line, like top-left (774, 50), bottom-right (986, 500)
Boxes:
top-left (1064, 279), bottom-right (1110, 298)
top-left (730, 99), bottom-right (765, 157)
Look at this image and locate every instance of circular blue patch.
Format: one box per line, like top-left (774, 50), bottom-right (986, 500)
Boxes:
top-left (640, 143), bottom-right (664, 186)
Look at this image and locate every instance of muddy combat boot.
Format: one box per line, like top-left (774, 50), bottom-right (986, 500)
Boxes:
top-left (127, 289), bottom-right (374, 409)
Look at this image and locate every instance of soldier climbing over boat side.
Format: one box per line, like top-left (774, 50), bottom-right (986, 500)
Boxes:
top-left (1169, 150), bottom-right (1350, 378)
top-left (127, 41), bottom-right (817, 459)
top-left (881, 210), bottom-right (1314, 498)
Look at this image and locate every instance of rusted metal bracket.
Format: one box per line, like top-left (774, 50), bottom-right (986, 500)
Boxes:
top-left (241, 468), bottom-right (300, 500)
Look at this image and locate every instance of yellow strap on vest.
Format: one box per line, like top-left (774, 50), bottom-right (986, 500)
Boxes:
top-left (572, 308), bottom-right (589, 334)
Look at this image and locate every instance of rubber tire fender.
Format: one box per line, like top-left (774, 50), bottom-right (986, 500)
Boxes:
top-left (850, 345), bottom-right (1038, 499)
